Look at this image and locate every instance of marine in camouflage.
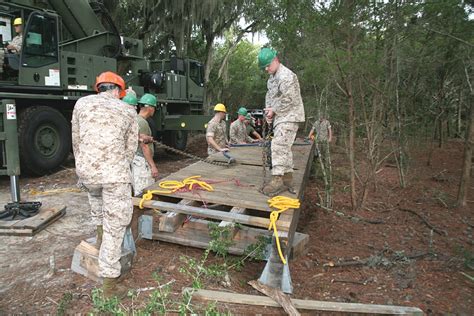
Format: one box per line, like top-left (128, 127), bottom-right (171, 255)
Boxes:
top-left (131, 155), bottom-right (154, 196)
top-left (312, 119), bottom-right (331, 142)
top-left (72, 92), bottom-right (138, 278)
top-left (206, 117), bottom-right (227, 155)
top-left (71, 92), bottom-right (138, 185)
top-left (9, 34), bottom-right (22, 52)
top-left (271, 123), bottom-right (299, 175)
top-left (265, 64), bottom-right (305, 127)
top-left (230, 119), bottom-right (253, 144)
top-left (132, 115), bottom-right (155, 196)
top-left (265, 63), bottom-right (305, 175)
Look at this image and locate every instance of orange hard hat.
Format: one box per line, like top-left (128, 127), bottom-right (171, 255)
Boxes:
top-left (95, 71), bottom-right (126, 98)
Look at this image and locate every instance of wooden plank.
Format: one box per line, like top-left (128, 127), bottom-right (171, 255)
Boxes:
top-left (134, 198), bottom-right (291, 231)
top-left (186, 288), bottom-right (424, 315)
top-left (158, 199), bottom-right (199, 232)
top-left (0, 206), bottom-right (66, 236)
top-left (14, 206), bottom-right (64, 229)
top-left (248, 280), bottom-right (300, 316)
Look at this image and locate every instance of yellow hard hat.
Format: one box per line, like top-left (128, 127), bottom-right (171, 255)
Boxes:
top-left (214, 103), bottom-right (226, 113)
top-left (13, 18), bottom-right (22, 26)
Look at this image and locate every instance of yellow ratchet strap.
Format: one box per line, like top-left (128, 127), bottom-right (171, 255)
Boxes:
top-left (139, 176), bottom-right (213, 209)
top-left (267, 196), bottom-right (300, 265)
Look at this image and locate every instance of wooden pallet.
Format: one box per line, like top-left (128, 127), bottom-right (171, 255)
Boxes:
top-left (0, 205), bottom-right (66, 236)
top-left (134, 140), bottom-right (314, 263)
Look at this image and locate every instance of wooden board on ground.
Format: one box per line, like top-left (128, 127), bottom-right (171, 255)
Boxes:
top-left (0, 205), bottom-right (66, 236)
top-left (186, 288), bottom-right (424, 315)
top-left (71, 238), bottom-right (134, 283)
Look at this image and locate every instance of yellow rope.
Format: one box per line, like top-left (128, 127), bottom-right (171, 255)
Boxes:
top-left (139, 176), bottom-right (213, 209)
top-left (267, 196), bottom-right (301, 265)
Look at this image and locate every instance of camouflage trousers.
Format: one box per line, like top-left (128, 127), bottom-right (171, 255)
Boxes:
top-left (84, 182), bottom-right (133, 278)
top-left (271, 122), bottom-right (299, 176)
top-left (131, 155), bottom-right (154, 196)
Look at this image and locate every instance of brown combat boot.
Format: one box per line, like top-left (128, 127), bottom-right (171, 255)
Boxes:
top-left (263, 175), bottom-right (286, 197)
top-left (283, 172), bottom-right (296, 194)
top-left (103, 277), bottom-right (129, 299)
top-left (95, 225), bottom-right (103, 250)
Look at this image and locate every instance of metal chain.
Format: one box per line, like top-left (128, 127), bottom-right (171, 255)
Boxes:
top-left (152, 140), bottom-right (232, 167)
top-left (261, 120), bottom-right (273, 190)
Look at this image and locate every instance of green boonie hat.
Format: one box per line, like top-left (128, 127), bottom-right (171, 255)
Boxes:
top-left (258, 47), bottom-right (277, 69)
top-left (122, 93), bottom-right (138, 106)
top-left (138, 93), bottom-right (157, 107)
top-left (237, 107), bottom-right (247, 116)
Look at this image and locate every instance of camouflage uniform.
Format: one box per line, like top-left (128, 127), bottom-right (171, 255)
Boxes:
top-left (265, 64), bottom-right (305, 175)
top-left (311, 119), bottom-right (331, 175)
top-left (312, 119), bottom-right (331, 142)
top-left (132, 115), bottom-right (154, 196)
top-left (206, 117), bottom-right (227, 155)
top-left (71, 92), bottom-right (138, 278)
top-left (9, 35), bottom-right (22, 52)
top-left (230, 119), bottom-right (253, 144)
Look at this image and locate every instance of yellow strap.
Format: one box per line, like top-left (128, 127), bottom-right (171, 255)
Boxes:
top-left (267, 196), bottom-right (300, 265)
top-left (138, 176), bottom-right (213, 209)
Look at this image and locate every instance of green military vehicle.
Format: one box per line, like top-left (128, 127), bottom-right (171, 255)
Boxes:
top-left (0, 0), bottom-right (209, 176)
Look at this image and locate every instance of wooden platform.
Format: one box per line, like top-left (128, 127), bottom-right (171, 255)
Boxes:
top-left (133, 140), bottom-right (314, 291)
top-left (0, 205), bottom-right (66, 236)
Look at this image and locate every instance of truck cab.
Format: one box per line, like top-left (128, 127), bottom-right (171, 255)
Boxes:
top-left (0, 1), bottom-right (210, 176)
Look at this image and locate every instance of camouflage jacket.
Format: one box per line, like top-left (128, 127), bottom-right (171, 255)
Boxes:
top-left (206, 117), bottom-right (227, 155)
top-left (10, 35), bottom-right (22, 52)
top-left (72, 92), bottom-right (138, 184)
top-left (312, 119), bottom-right (331, 142)
top-left (265, 64), bottom-right (305, 127)
top-left (230, 119), bottom-right (252, 144)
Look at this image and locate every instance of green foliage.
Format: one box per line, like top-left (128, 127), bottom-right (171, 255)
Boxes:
top-left (56, 292), bottom-right (72, 316)
top-left (90, 288), bottom-right (125, 315)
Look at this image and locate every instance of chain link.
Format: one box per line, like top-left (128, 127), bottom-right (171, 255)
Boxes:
top-left (152, 140), bottom-right (232, 167)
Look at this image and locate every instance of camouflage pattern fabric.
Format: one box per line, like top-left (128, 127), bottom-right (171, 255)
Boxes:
top-left (10, 35), bottom-right (22, 52)
top-left (206, 117), bottom-right (227, 155)
top-left (230, 119), bottom-right (253, 144)
top-left (312, 119), bottom-right (331, 142)
top-left (71, 92), bottom-right (138, 185)
top-left (83, 183), bottom-right (133, 278)
top-left (265, 64), bottom-right (305, 127)
top-left (271, 122), bottom-right (298, 176)
top-left (131, 155), bottom-right (154, 196)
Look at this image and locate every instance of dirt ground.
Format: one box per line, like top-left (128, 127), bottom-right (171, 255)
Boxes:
top-left (0, 135), bottom-right (472, 314)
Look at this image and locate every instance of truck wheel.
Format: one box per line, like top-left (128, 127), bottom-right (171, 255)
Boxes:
top-left (18, 106), bottom-right (71, 176)
top-left (162, 130), bottom-right (188, 151)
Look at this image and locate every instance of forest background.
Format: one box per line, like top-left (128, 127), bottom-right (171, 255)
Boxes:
top-left (104, 0), bottom-right (473, 208)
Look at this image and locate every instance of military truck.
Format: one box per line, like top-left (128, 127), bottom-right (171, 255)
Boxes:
top-left (0, 0), bottom-right (209, 175)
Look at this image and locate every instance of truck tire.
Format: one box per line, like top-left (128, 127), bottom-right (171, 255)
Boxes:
top-left (18, 106), bottom-right (71, 176)
top-left (162, 130), bottom-right (188, 151)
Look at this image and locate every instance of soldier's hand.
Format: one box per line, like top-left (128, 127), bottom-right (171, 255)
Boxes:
top-left (151, 165), bottom-right (159, 178)
top-left (219, 148), bottom-right (229, 152)
top-left (139, 134), bottom-right (154, 144)
top-left (264, 108), bottom-right (274, 119)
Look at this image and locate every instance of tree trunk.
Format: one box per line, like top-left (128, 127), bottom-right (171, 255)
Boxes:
top-left (457, 67), bottom-right (474, 207)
